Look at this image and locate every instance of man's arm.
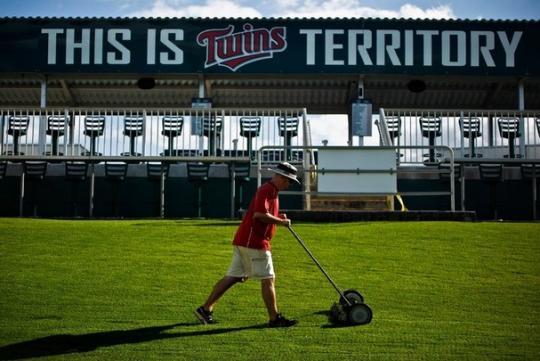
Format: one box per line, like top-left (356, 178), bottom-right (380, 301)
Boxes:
top-left (253, 212), bottom-right (291, 226)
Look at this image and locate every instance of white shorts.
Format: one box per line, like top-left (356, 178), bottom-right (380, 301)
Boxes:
top-left (226, 246), bottom-right (275, 280)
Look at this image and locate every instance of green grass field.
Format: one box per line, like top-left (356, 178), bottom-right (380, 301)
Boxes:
top-left (0, 219), bottom-right (539, 360)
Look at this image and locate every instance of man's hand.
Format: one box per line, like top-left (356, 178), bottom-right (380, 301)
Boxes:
top-left (279, 214), bottom-right (291, 227)
top-left (254, 212), bottom-right (291, 226)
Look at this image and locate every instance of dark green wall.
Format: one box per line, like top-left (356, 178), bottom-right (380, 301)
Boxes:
top-left (400, 178), bottom-right (538, 220)
top-left (0, 173), bottom-right (536, 220)
top-left (0, 175), bottom-right (304, 219)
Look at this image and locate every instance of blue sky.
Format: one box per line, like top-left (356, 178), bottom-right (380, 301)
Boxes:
top-left (0, 0), bottom-right (539, 20)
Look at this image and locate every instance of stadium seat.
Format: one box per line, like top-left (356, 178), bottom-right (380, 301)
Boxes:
top-left (228, 161), bottom-right (251, 217)
top-left (146, 162), bottom-right (170, 217)
top-left (46, 115), bottom-right (69, 156)
top-left (187, 162), bottom-right (210, 218)
top-left (479, 164), bottom-right (503, 220)
top-left (0, 161), bottom-right (7, 179)
top-left (521, 164), bottom-right (538, 220)
top-left (23, 161), bottom-right (47, 217)
top-left (82, 115), bottom-right (105, 156)
top-left (121, 115), bottom-right (144, 157)
top-left (419, 116), bottom-right (442, 165)
top-left (105, 162), bottom-right (128, 217)
top-left (278, 116), bottom-right (299, 161)
top-left (240, 116), bottom-right (261, 160)
top-left (497, 117), bottom-right (522, 159)
top-left (385, 116), bottom-right (403, 162)
top-left (65, 162), bottom-right (88, 217)
top-left (438, 163), bottom-right (462, 180)
top-left (385, 116), bottom-right (402, 142)
top-left (7, 115), bottom-right (29, 155)
top-left (161, 116), bottom-right (184, 156)
top-left (459, 117), bottom-right (482, 158)
top-left (202, 116), bottom-right (223, 156)
top-left (147, 162), bottom-right (170, 180)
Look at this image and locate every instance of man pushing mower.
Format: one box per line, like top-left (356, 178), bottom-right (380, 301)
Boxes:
top-left (194, 162), bottom-right (300, 328)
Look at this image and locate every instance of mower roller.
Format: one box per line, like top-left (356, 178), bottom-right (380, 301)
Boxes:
top-left (287, 225), bottom-right (372, 326)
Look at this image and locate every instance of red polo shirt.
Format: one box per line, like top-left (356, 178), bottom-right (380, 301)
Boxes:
top-left (233, 181), bottom-right (279, 250)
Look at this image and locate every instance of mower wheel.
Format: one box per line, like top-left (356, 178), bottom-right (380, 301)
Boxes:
top-left (339, 289), bottom-right (364, 305)
top-left (347, 303), bottom-right (373, 325)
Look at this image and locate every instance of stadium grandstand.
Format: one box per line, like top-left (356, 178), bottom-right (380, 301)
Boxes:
top-left (0, 17), bottom-right (539, 220)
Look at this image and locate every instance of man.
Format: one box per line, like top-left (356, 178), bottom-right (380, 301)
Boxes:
top-left (194, 161), bottom-right (299, 328)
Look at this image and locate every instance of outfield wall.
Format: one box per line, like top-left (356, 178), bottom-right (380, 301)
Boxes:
top-left (0, 163), bottom-right (536, 220)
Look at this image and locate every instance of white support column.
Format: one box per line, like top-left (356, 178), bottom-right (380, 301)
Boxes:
top-left (142, 109), bottom-right (147, 156)
top-left (230, 160), bottom-right (236, 218)
top-left (357, 78), bottom-right (365, 147)
top-left (67, 108), bottom-right (75, 155)
top-left (160, 167), bottom-right (166, 219)
top-left (301, 108), bottom-right (311, 211)
top-left (89, 164), bottom-right (95, 218)
top-left (459, 110), bottom-right (466, 211)
top-left (198, 75), bottom-right (205, 155)
top-left (40, 78), bottom-right (47, 107)
top-left (19, 170), bottom-right (25, 216)
top-left (39, 78), bottom-right (47, 155)
top-left (198, 76), bottom-right (205, 97)
top-left (518, 79), bottom-right (526, 157)
top-left (0, 114), bottom-right (5, 155)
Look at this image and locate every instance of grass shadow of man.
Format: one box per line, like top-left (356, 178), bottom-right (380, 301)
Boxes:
top-left (0, 322), bottom-right (267, 360)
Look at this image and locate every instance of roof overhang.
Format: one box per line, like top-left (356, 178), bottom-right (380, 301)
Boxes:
top-left (1, 73), bottom-right (538, 112)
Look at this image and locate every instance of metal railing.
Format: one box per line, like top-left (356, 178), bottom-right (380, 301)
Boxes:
top-left (0, 107), bottom-right (309, 162)
top-left (257, 145), bottom-right (456, 212)
top-left (379, 108), bottom-right (540, 165)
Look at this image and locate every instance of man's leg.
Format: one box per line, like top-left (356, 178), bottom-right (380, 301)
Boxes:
top-left (261, 278), bottom-right (298, 327)
top-left (203, 276), bottom-right (243, 312)
top-left (261, 278), bottom-right (278, 321)
top-left (203, 246), bottom-right (247, 312)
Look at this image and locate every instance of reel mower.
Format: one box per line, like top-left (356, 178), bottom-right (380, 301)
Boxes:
top-left (287, 225), bottom-right (372, 326)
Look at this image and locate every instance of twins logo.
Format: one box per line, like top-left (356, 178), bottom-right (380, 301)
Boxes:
top-left (197, 24), bottom-right (287, 71)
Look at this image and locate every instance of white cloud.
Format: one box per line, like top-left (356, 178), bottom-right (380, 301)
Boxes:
top-left (309, 115), bottom-right (348, 146)
top-left (130, 0), bottom-right (455, 19)
top-left (130, 0), bottom-right (262, 18)
top-left (399, 4), bottom-right (455, 19)
top-left (274, 0), bottom-right (455, 19)
top-left (271, 0), bottom-right (301, 11)
top-left (309, 114), bottom-right (380, 146)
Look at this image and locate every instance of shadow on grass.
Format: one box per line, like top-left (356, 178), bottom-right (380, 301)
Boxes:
top-left (313, 310), bottom-right (331, 316)
top-left (0, 322), bottom-right (267, 360)
top-left (130, 222), bottom-right (239, 228)
top-left (313, 310), bottom-right (338, 328)
top-left (320, 323), bottom-right (362, 329)
top-left (313, 310), bottom-right (369, 329)
top-left (173, 222), bottom-right (239, 227)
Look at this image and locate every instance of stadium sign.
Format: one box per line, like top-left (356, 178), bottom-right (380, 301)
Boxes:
top-left (0, 18), bottom-right (539, 75)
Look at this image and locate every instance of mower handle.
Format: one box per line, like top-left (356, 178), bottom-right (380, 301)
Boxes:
top-left (286, 225), bottom-right (350, 306)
